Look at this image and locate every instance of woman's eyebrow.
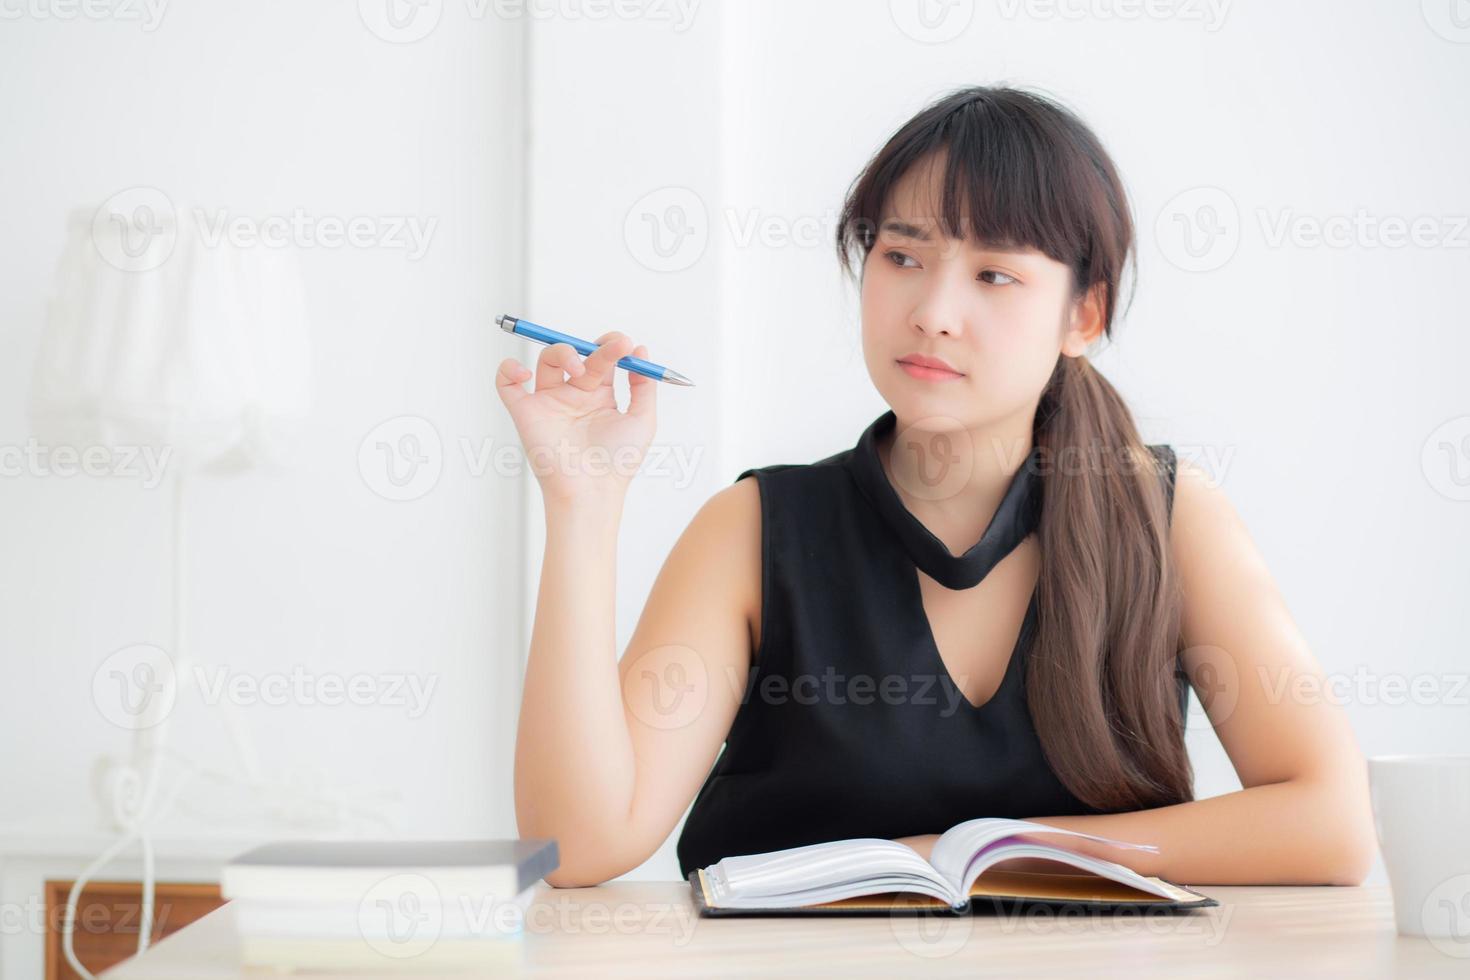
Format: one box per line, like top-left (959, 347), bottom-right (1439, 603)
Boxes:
top-left (879, 219), bottom-right (1032, 255)
top-left (880, 219), bottom-right (933, 241)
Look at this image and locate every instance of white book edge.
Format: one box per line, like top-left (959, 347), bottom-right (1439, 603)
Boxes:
top-left (238, 935), bottom-right (524, 972)
top-left (232, 884), bottom-right (539, 939)
top-left (222, 865), bottom-right (523, 903)
top-left (705, 817), bottom-right (1185, 910)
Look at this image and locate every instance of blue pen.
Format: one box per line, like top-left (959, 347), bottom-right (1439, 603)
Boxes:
top-left (496, 313), bottom-right (694, 386)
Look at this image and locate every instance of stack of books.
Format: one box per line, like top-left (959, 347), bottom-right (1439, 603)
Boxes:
top-left (222, 838), bottom-right (559, 972)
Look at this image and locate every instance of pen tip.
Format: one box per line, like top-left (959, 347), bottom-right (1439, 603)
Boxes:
top-left (663, 370), bottom-right (694, 386)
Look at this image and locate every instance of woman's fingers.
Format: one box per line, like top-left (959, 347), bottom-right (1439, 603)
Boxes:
top-left (495, 357), bottom-right (532, 408)
top-left (626, 344), bottom-right (656, 419)
top-left (534, 342), bottom-right (585, 391)
top-left (513, 333), bottom-right (644, 396)
top-left (570, 332), bottom-right (635, 390)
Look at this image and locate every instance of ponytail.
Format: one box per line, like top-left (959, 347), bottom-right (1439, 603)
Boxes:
top-left (1029, 354), bottom-right (1192, 811)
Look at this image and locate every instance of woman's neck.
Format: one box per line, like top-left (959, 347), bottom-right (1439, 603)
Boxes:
top-left (878, 408), bottom-right (1036, 557)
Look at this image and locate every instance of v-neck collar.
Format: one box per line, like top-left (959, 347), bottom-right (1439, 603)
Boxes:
top-left (845, 409), bottom-right (1044, 590)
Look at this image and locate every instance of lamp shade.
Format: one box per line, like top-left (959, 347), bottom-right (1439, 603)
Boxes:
top-left (32, 196), bottom-right (313, 472)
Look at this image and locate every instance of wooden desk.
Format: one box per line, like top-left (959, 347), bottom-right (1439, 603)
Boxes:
top-left (101, 881), bottom-right (1467, 978)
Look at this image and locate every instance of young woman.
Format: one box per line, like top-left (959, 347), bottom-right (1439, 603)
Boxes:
top-left (497, 86), bottom-right (1376, 888)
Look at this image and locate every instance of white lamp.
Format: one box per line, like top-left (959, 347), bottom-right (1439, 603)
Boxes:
top-left (34, 194), bottom-right (313, 471)
top-left (31, 193), bottom-right (312, 974)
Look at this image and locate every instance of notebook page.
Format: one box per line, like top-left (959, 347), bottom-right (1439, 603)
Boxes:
top-left (705, 872), bottom-right (961, 910)
top-left (962, 843), bottom-right (1175, 899)
top-left (709, 838), bottom-right (952, 903)
top-left (929, 818), bottom-right (1160, 894)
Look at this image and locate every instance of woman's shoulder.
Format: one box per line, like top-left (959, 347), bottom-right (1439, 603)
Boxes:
top-left (1152, 446), bottom-right (1235, 545)
top-left (728, 447), bottom-right (856, 506)
top-left (1149, 444), bottom-right (1223, 503)
top-left (1144, 443), bottom-right (1178, 478)
top-left (734, 444), bottom-right (854, 484)
top-left (706, 450), bottom-right (859, 654)
top-left (1144, 443), bottom-right (1179, 513)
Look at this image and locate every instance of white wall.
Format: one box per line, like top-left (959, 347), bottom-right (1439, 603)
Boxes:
top-left (2, 0), bottom-right (1465, 900)
top-left (528, 0), bottom-right (1470, 883)
top-left (0, 3), bottom-right (527, 849)
top-left (522, 0), bottom-right (723, 881)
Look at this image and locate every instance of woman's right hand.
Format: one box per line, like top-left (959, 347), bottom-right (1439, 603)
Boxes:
top-left (495, 332), bottom-right (657, 504)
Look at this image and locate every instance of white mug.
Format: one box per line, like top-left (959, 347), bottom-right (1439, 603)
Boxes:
top-left (1368, 754), bottom-right (1470, 950)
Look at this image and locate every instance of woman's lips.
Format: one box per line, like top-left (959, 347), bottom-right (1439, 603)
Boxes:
top-left (897, 359), bottom-right (965, 381)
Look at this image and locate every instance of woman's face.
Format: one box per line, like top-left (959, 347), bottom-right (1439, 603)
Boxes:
top-left (860, 153), bottom-right (1099, 436)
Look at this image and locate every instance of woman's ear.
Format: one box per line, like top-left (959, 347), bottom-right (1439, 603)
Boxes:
top-left (1060, 283), bottom-right (1107, 357)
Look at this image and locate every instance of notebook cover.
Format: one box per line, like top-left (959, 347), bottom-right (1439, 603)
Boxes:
top-left (688, 867), bottom-right (1218, 917)
top-left (228, 840), bottom-right (559, 895)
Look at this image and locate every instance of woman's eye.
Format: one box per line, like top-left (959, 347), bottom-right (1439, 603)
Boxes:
top-left (980, 270), bottom-right (1016, 286)
top-left (883, 249), bottom-right (917, 268)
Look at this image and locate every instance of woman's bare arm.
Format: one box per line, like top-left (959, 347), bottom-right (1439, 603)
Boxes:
top-left (514, 478), bottom-right (761, 886)
top-left (1019, 460), bottom-right (1378, 885)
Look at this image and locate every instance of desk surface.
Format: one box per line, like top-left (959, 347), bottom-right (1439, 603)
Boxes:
top-left (101, 881), bottom-right (1466, 978)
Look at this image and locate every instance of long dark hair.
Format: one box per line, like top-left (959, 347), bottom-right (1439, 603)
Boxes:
top-left (836, 85), bottom-right (1192, 812)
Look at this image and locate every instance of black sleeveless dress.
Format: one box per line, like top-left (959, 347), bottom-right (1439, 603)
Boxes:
top-left (675, 409), bottom-right (1185, 877)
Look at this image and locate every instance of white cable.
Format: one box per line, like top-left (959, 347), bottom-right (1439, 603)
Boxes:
top-left (61, 830), bottom-right (140, 980)
top-left (61, 467), bottom-right (395, 975)
top-left (62, 744), bottom-right (196, 980)
top-left (61, 470), bottom-right (187, 978)
top-left (62, 743), bottom-right (398, 976)
top-left (136, 833), bottom-right (155, 956)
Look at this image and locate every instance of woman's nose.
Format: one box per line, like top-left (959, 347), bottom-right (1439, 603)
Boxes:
top-left (910, 291), bottom-right (965, 337)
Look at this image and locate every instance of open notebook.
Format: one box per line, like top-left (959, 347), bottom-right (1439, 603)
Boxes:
top-left (689, 818), bottom-right (1216, 916)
